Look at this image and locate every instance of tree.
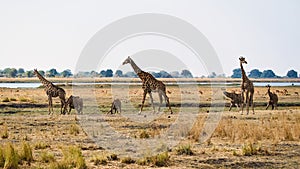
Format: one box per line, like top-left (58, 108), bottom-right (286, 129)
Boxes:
top-left (181, 69), bottom-right (193, 78)
top-left (24, 70), bottom-right (34, 77)
top-left (249, 69), bottom-right (262, 78)
top-left (124, 71), bottom-right (137, 77)
top-left (170, 71), bottom-right (180, 78)
top-left (105, 69), bottom-right (113, 77)
top-left (286, 69), bottom-right (298, 78)
top-left (261, 70), bottom-right (276, 78)
top-left (46, 69), bottom-right (59, 77)
top-left (114, 70), bottom-right (123, 77)
top-left (159, 70), bottom-right (172, 78)
top-left (99, 70), bottom-right (106, 77)
top-left (231, 68), bottom-right (242, 78)
top-left (208, 72), bottom-right (217, 78)
top-left (17, 68), bottom-right (25, 77)
top-left (61, 69), bottom-right (72, 77)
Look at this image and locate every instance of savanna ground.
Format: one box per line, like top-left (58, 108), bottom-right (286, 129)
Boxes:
top-left (0, 78), bottom-right (300, 168)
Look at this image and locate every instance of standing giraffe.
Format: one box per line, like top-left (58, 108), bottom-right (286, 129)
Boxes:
top-left (266, 84), bottom-right (278, 110)
top-left (122, 56), bottom-right (173, 114)
top-left (34, 69), bottom-right (66, 115)
top-left (239, 57), bottom-right (254, 114)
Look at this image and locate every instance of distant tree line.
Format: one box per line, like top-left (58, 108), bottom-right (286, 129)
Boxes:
top-left (231, 68), bottom-right (298, 78)
top-left (0, 67), bottom-right (298, 78)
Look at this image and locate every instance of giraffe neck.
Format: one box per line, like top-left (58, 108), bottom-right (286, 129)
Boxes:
top-left (240, 62), bottom-right (248, 82)
top-left (267, 88), bottom-right (272, 97)
top-left (130, 59), bottom-right (142, 74)
top-left (35, 70), bottom-right (52, 87)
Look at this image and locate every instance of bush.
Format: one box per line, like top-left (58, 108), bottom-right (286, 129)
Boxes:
top-left (139, 130), bottom-right (149, 139)
top-left (69, 124), bottom-right (80, 136)
top-left (0, 148), bottom-right (4, 167)
top-left (150, 152), bottom-right (169, 167)
top-left (19, 142), bottom-right (33, 164)
top-left (40, 151), bottom-right (55, 163)
top-left (3, 143), bottom-right (19, 169)
top-left (34, 142), bottom-right (50, 150)
top-left (2, 98), bottom-right (10, 102)
top-left (90, 156), bottom-right (107, 165)
top-left (1, 123), bottom-right (9, 139)
top-left (176, 144), bottom-right (194, 155)
top-left (61, 146), bottom-right (87, 169)
top-left (120, 157), bottom-right (135, 164)
top-left (242, 143), bottom-right (258, 156)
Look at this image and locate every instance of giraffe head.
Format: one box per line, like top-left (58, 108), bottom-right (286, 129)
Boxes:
top-left (239, 56), bottom-right (247, 64)
top-left (33, 69), bottom-right (38, 76)
top-left (122, 56), bottom-right (132, 65)
top-left (266, 84), bottom-right (271, 89)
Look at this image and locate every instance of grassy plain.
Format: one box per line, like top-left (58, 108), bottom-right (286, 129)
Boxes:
top-left (0, 80), bottom-right (300, 168)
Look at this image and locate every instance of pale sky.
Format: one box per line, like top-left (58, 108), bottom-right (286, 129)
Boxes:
top-left (0, 0), bottom-right (299, 77)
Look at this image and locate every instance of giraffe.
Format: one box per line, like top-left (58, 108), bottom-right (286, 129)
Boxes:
top-left (239, 57), bottom-right (255, 114)
top-left (34, 69), bottom-right (66, 115)
top-left (223, 91), bottom-right (243, 111)
top-left (63, 95), bottom-right (83, 114)
top-left (266, 85), bottom-right (278, 110)
top-left (122, 56), bottom-right (173, 114)
top-left (107, 98), bottom-right (121, 114)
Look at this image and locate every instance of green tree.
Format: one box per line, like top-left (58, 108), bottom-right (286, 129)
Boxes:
top-left (286, 69), bottom-right (298, 78)
top-left (181, 69), bottom-right (193, 78)
top-left (61, 69), bottom-right (72, 77)
top-left (249, 69), bottom-right (262, 78)
top-left (25, 70), bottom-right (34, 77)
top-left (114, 70), bottom-right (123, 77)
top-left (261, 70), bottom-right (276, 78)
top-left (105, 69), bottom-right (113, 77)
top-left (46, 69), bottom-right (59, 77)
top-left (231, 68), bottom-right (242, 78)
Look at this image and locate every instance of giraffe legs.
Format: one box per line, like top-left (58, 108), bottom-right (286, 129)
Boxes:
top-left (161, 91), bottom-right (173, 114)
top-left (48, 96), bottom-right (53, 115)
top-left (240, 90), bottom-right (245, 115)
top-left (148, 92), bottom-right (155, 113)
top-left (139, 90), bottom-right (147, 114)
top-left (158, 92), bottom-right (163, 112)
top-left (245, 91), bottom-right (250, 115)
top-left (60, 99), bottom-right (65, 115)
top-left (250, 92), bottom-right (254, 114)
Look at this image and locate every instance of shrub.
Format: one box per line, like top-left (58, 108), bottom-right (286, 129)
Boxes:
top-left (120, 157), bottom-right (135, 164)
top-left (176, 144), bottom-right (194, 155)
top-left (90, 156), bottom-right (107, 165)
top-left (2, 98), bottom-right (10, 102)
top-left (34, 142), bottom-right (50, 150)
top-left (1, 123), bottom-right (9, 139)
top-left (242, 143), bottom-right (258, 156)
top-left (40, 151), bottom-right (55, 163)
top-left (19, 98), bottom-right (29, 102)
top-left (108, 153), bottom-right (118, 161)
top-left (19, 142), bottom-right (33, 164)
top-left (69, 124), bottom-right (80, 136)
top-left (61, 146), bottom-right (87, 169)
top-left (147, 152), bottom-right (169, 167)
top-left (139, 130), bottom-right (150, 139)
top-left (10, 98), bottom-right (17, 101)
top-left (0, 148), bottom-right (4, 168)
top-left (3, 143), bottom-right (19, 169)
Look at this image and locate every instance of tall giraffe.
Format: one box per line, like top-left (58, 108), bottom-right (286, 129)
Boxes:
top-left (34, 69), bottom-right (66, 115)
top-left (122, 56), bottom-right (173, 114)
top-left (266, 84), bottom-right (278, 110)
top-left (239, 57), bottom-right (254, 114)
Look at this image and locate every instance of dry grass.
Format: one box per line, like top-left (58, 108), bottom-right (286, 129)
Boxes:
top-left (0, 84), bottom-right (300, 168)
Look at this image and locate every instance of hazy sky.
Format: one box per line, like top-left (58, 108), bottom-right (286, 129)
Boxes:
top-left (0, 0), bottom-right (299, 77)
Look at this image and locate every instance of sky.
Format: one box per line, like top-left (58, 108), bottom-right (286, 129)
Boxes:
top-left (0, 0), bottom-right (299, 77)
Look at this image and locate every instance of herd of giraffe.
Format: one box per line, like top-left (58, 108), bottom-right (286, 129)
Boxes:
top-left (33, 56), bottom-right (282, 116)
